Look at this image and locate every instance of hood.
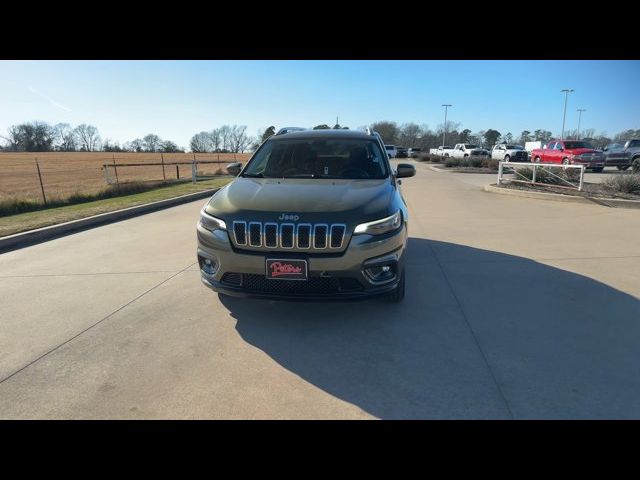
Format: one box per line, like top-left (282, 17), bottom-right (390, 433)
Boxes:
top-left (205, 177), bottom-right (395, 223)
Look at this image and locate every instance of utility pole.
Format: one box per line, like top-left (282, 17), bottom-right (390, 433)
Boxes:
top-left (576, 108), bottom-right (586, 140)
top-left (561, 89), bottom-right (574, 141)
top-left (442, 104), bottom-right (452, 147)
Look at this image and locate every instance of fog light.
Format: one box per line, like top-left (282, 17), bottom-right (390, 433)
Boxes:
top-left (364, 263), bottom-right (396, 283)
top-left (198, 255), bottom-right (219, 276)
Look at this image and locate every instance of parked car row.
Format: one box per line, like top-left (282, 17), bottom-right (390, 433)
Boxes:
top-left (426, 144), bottom-right (490, 158)
top-left (527, 139), bottom-right (640, 172)
top-left (423, 138), bottom-right (640, 172)
top-left (385, 145), bottom-right (423, 159)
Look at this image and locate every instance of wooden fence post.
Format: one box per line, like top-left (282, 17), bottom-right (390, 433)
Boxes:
top-left (161, 153), bottom-right (166, 182)
top-left (176, 165), bottom-right (180, 179)
top-left (112, 155), bottom-right (119, 187)
top-left (35, 157), bottom-right (47, 206)
top-left (192, 153), bottom-right (197, 184)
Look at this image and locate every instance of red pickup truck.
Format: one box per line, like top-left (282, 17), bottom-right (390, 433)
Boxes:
top-left (530, 140), bottom-right (605, 172)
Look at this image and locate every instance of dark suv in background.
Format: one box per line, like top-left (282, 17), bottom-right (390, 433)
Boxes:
top-left (197, 128), bottom-right (415, 302)
top-left (603, 139), bottom-right (640, 172)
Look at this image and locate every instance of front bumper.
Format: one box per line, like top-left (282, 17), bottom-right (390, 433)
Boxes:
top-left (570, 158), bottom-right (605, 168)
top-left (196, 223), bottom-right (407, 301)
top-left (200, 275), bottom-right (401, 301)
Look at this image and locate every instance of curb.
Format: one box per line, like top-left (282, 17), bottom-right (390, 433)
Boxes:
top-left (0, 188), bottom-right (220, 254)
top-left (483, 184), bottom-right (640, 209)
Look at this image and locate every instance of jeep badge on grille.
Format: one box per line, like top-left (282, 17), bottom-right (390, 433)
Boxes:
top-left (278, 214), bottom-right (300, 221)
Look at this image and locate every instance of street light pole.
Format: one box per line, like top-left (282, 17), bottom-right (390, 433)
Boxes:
top-left (561, 89), bottom-right (574, 141)
top-left (442, 104), bottom-right (452, 147)
top-left (576, 108), bottom-right (586, 140)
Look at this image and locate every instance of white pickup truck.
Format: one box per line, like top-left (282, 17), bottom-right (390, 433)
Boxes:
top-left (429, 145), bottom-right (454, 157)
top-left (491, 144), bottom-right (529, 162)
top-left (451, 144), bottom-right (490, 159)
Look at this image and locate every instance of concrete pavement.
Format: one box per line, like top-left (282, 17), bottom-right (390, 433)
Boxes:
top-left (0, 164), bottom-right (639, 418)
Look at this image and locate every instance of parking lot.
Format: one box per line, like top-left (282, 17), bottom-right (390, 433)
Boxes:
top-left (1, 162), bottom-right (639, 419)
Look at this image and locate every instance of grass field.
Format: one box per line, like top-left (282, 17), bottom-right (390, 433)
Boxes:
top-left (0, 177), bottom-right (232, 238)
top-left (0, 151), bottom-right (251, 203)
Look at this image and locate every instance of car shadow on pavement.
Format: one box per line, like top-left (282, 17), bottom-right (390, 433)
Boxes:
top-left (219, 238), bottom-right (640, 419)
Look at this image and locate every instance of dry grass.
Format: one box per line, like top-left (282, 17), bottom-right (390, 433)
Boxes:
top-left (0, 152), bottom-right (251, 203)
top-left (0, 177), bottom-right (232, 238)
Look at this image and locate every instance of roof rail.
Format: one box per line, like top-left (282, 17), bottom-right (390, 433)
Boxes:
top-left (275, 127), bottom-right (306, 135)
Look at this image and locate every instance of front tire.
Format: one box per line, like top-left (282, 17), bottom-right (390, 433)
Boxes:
top-left (534, 156), bottom-right (541, 163)
top-left (632, 158), bottom-right (640, 174)
top-left (504, 155), bottom-right (510, 162)
top-left (387, 270), bottom-right (405, 303)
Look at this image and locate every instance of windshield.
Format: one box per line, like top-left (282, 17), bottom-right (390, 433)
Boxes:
top-left (506, 145), bottom-right (523, 150)
top-left (464, 144), bottom-right (478, 149)
top-left (243, 138), bottom-right (389, 179)
top-left (385, 145), bottom-right (395, 150)
top-left (563, 141), bottom-right (594, 149)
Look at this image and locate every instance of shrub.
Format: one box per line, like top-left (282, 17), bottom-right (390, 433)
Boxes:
top-left (482, 158), bottom-right (499, 170)
top-left (513, 166), bottom-right (582, 186)
top-left (444, 157), bottom-right (460, 168)
top-left (603, 174), bottom-right (640, 194)
top-left (414, 153), bottom-right (441, 163)
top-left (470, 157), bottom-right (484, 168)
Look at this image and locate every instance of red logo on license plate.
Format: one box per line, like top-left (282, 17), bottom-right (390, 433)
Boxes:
top-left (266, 259), bottom-right (308, 280)
top-left (269, 261), bottom-right (302, 277)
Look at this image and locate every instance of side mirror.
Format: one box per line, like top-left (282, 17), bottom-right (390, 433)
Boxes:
top-left (396, 163), bottom-right (416, 178)
top-left (226, 162), bottom-right (242, 176)
top-left (603, 147), bottom-right (608, 151)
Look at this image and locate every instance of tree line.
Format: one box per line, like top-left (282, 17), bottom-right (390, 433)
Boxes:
top-left (2, 120), bottom-right (638, 154)
top-left (0, 121), bottom-right (254, 154)
top-left (366, 121), bottom-right (640, 151)
top-left (189, 125), bottom-right (252, 153)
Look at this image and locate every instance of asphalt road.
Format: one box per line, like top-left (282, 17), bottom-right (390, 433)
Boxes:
top-left (1, 162), bottom-right (639, 419)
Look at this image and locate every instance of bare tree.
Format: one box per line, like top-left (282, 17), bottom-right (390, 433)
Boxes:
top-left (209, 128), bottom-right (222, 152)
top-left (2, 121), bottom-right (55, 151)
top-left (436, 120), bottom-right (461, 136)
top-left (74, 124), bottom-right (101, 151)
top-left (53, 123), bottom-right (77, 151)
top-left (219, 125), bottom-right (232, 152)
top-left (371, 121), bottom-right (399, 144)
top-left (124, 138), bottom-right (144, 152)
top-left (398, 123), bottom-right (422, 148)
top-left (160, 140), bottom-right (182, 153)
top-left (190, 132), bottom-right (212, 153)
top-left (142, 133), bottom-right (162, 152)
top-left (582, 128), bottom-right (596, 140)
top-left (229, 125), bottom-right (251, 153)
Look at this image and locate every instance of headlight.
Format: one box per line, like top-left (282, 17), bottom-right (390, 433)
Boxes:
top-left (354, 211), bottom-right (402, 236)
top-left (199, 209), bottom-right (226, 232)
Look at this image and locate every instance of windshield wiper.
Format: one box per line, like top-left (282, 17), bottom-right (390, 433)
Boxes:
top-left (282, 174), bottom-right (315, 178)
top-left (242, 172), bottom-right (264, 178)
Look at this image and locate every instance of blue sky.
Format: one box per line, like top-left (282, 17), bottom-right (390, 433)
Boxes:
top-left (0, 60), bottom-right (638, 148)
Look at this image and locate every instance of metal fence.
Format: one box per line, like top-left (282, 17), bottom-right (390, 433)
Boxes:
top-left (0, 152), bottom-right (251, 205)
top-left (497, 161), bottom-right (586, 191)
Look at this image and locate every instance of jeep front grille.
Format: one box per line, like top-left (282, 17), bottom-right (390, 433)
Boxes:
top-left (232, 221), bottom-right (347, 251)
